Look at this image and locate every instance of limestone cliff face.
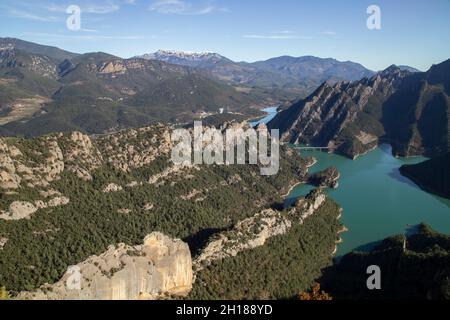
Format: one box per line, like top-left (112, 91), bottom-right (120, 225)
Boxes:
top-left (268, 67), bottom-right (407, 158)
top-left (64, 131), bottom-right (103, 181)
top-left (18, 232), bottom-right (193, 300)
top-left (268, 61), bottom-right (450, 159)
top-left (98, 60), bottom-right (127, 74)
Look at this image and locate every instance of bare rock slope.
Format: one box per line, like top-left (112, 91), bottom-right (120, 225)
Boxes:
top-left (269, 60), bottom-right (450, 159)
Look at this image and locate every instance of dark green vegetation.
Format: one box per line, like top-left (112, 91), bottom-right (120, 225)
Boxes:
top-left (400, 152), bottom-right (450, 199)
top-left (189, 197), bottom-right (342, 299)
top-left (307, 167), bottom-right (339, 189)
top-left (269, 60), bottom-right (450, 159)
top-left (322, 224), bottom-right (450, 299)
top-left (0, 38), bottom-right (273, 137)
top-left (139, 51), bottom-right (375, 98)
top-left (0, 126), bottom-right (322, 294)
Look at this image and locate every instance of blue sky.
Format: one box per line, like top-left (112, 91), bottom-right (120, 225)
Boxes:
top-left (0, 0), bottom-right (449, 71)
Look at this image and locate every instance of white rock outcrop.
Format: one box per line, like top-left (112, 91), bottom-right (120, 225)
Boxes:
top-left (18, 232), bottom-right (193, 300)
top-left (0, 201), bottom-right (37, 220)
top-left (0, 137), bottom-right (64, 190)
top-left (194, 209), bottom-right (291, 271)
top-left (0, 140), bottom-right (22, 190)
top-left (0, 237), bottom-right (7, 250)
top-left (0, 196), bottom-right (70, 220)
top-left (102, 183), bottom-right (123, 193)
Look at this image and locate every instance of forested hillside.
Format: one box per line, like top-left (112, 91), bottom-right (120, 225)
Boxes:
top-left (400, 152), bottom-right (450, 198)
top-left (0, 121), bottom-right (341, 297)
top-left (322, 223), bottom-right (450, 299)
top-left (0, 38), bottom-right (271, 137)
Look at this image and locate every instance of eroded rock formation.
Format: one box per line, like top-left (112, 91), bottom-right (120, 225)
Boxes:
top-left (18, 232), bottom-right (193, 300)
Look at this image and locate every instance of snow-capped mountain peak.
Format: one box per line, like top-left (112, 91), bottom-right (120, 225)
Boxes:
top-left (136, 50), bottom-right (230, 67)
top-left (155, 49), bottom-right (219, 58)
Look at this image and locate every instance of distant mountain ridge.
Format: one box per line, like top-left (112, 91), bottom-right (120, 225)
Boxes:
top-left (0, 37), bottom-right (78, 62)
top-left (251, 55), bottom-right (374, 83)
top-left (137, 50), bottom-right (376, 97)
top-left (268, 59), bottom-right (450, 159)
top-left (137, 50), bottom-right (233, 68)
top-left (0, 37), bottom-right (432, 140)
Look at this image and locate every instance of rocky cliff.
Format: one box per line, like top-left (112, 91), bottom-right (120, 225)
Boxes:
top-left (18, 233), bottom-right (192, 300)
top-left (268, 60), bottom-right (450, 159)
top-left (194, 189), bottom-right (327, 271)
top-left (190, 189), bottom-right (344, 299)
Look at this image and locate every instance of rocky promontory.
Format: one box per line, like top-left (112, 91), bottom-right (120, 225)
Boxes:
top-left (18, 233), bottom-right (193, 300)
top-left (194, 189), bottom-right (327, 271)
top-left (307, 167), bottom-right (340, 189)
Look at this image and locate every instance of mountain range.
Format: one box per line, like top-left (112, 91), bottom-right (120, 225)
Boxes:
top-left (268, 59), bottom-right (450, 159)
top-left (0, 37), bottom-right (436, 146)
top-left (0, 38), bottom-right (275, 136)
top-left (137, 50), bottom-right (376, 96)
top-left (0, 38), bottom-right (383, 137)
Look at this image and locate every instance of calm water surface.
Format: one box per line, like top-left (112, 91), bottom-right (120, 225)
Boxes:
top-left (285, 145), bottom-right (450, 255)
top-left (249, 106), bottom-right (278, 126)
top-left (253, 108), bottom-right (450, 256)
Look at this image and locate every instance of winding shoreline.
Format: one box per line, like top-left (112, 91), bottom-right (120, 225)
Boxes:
top-left (332, 226), bottom-right (349, 255)
top-left (282, 181), bottom-right (303, 198)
